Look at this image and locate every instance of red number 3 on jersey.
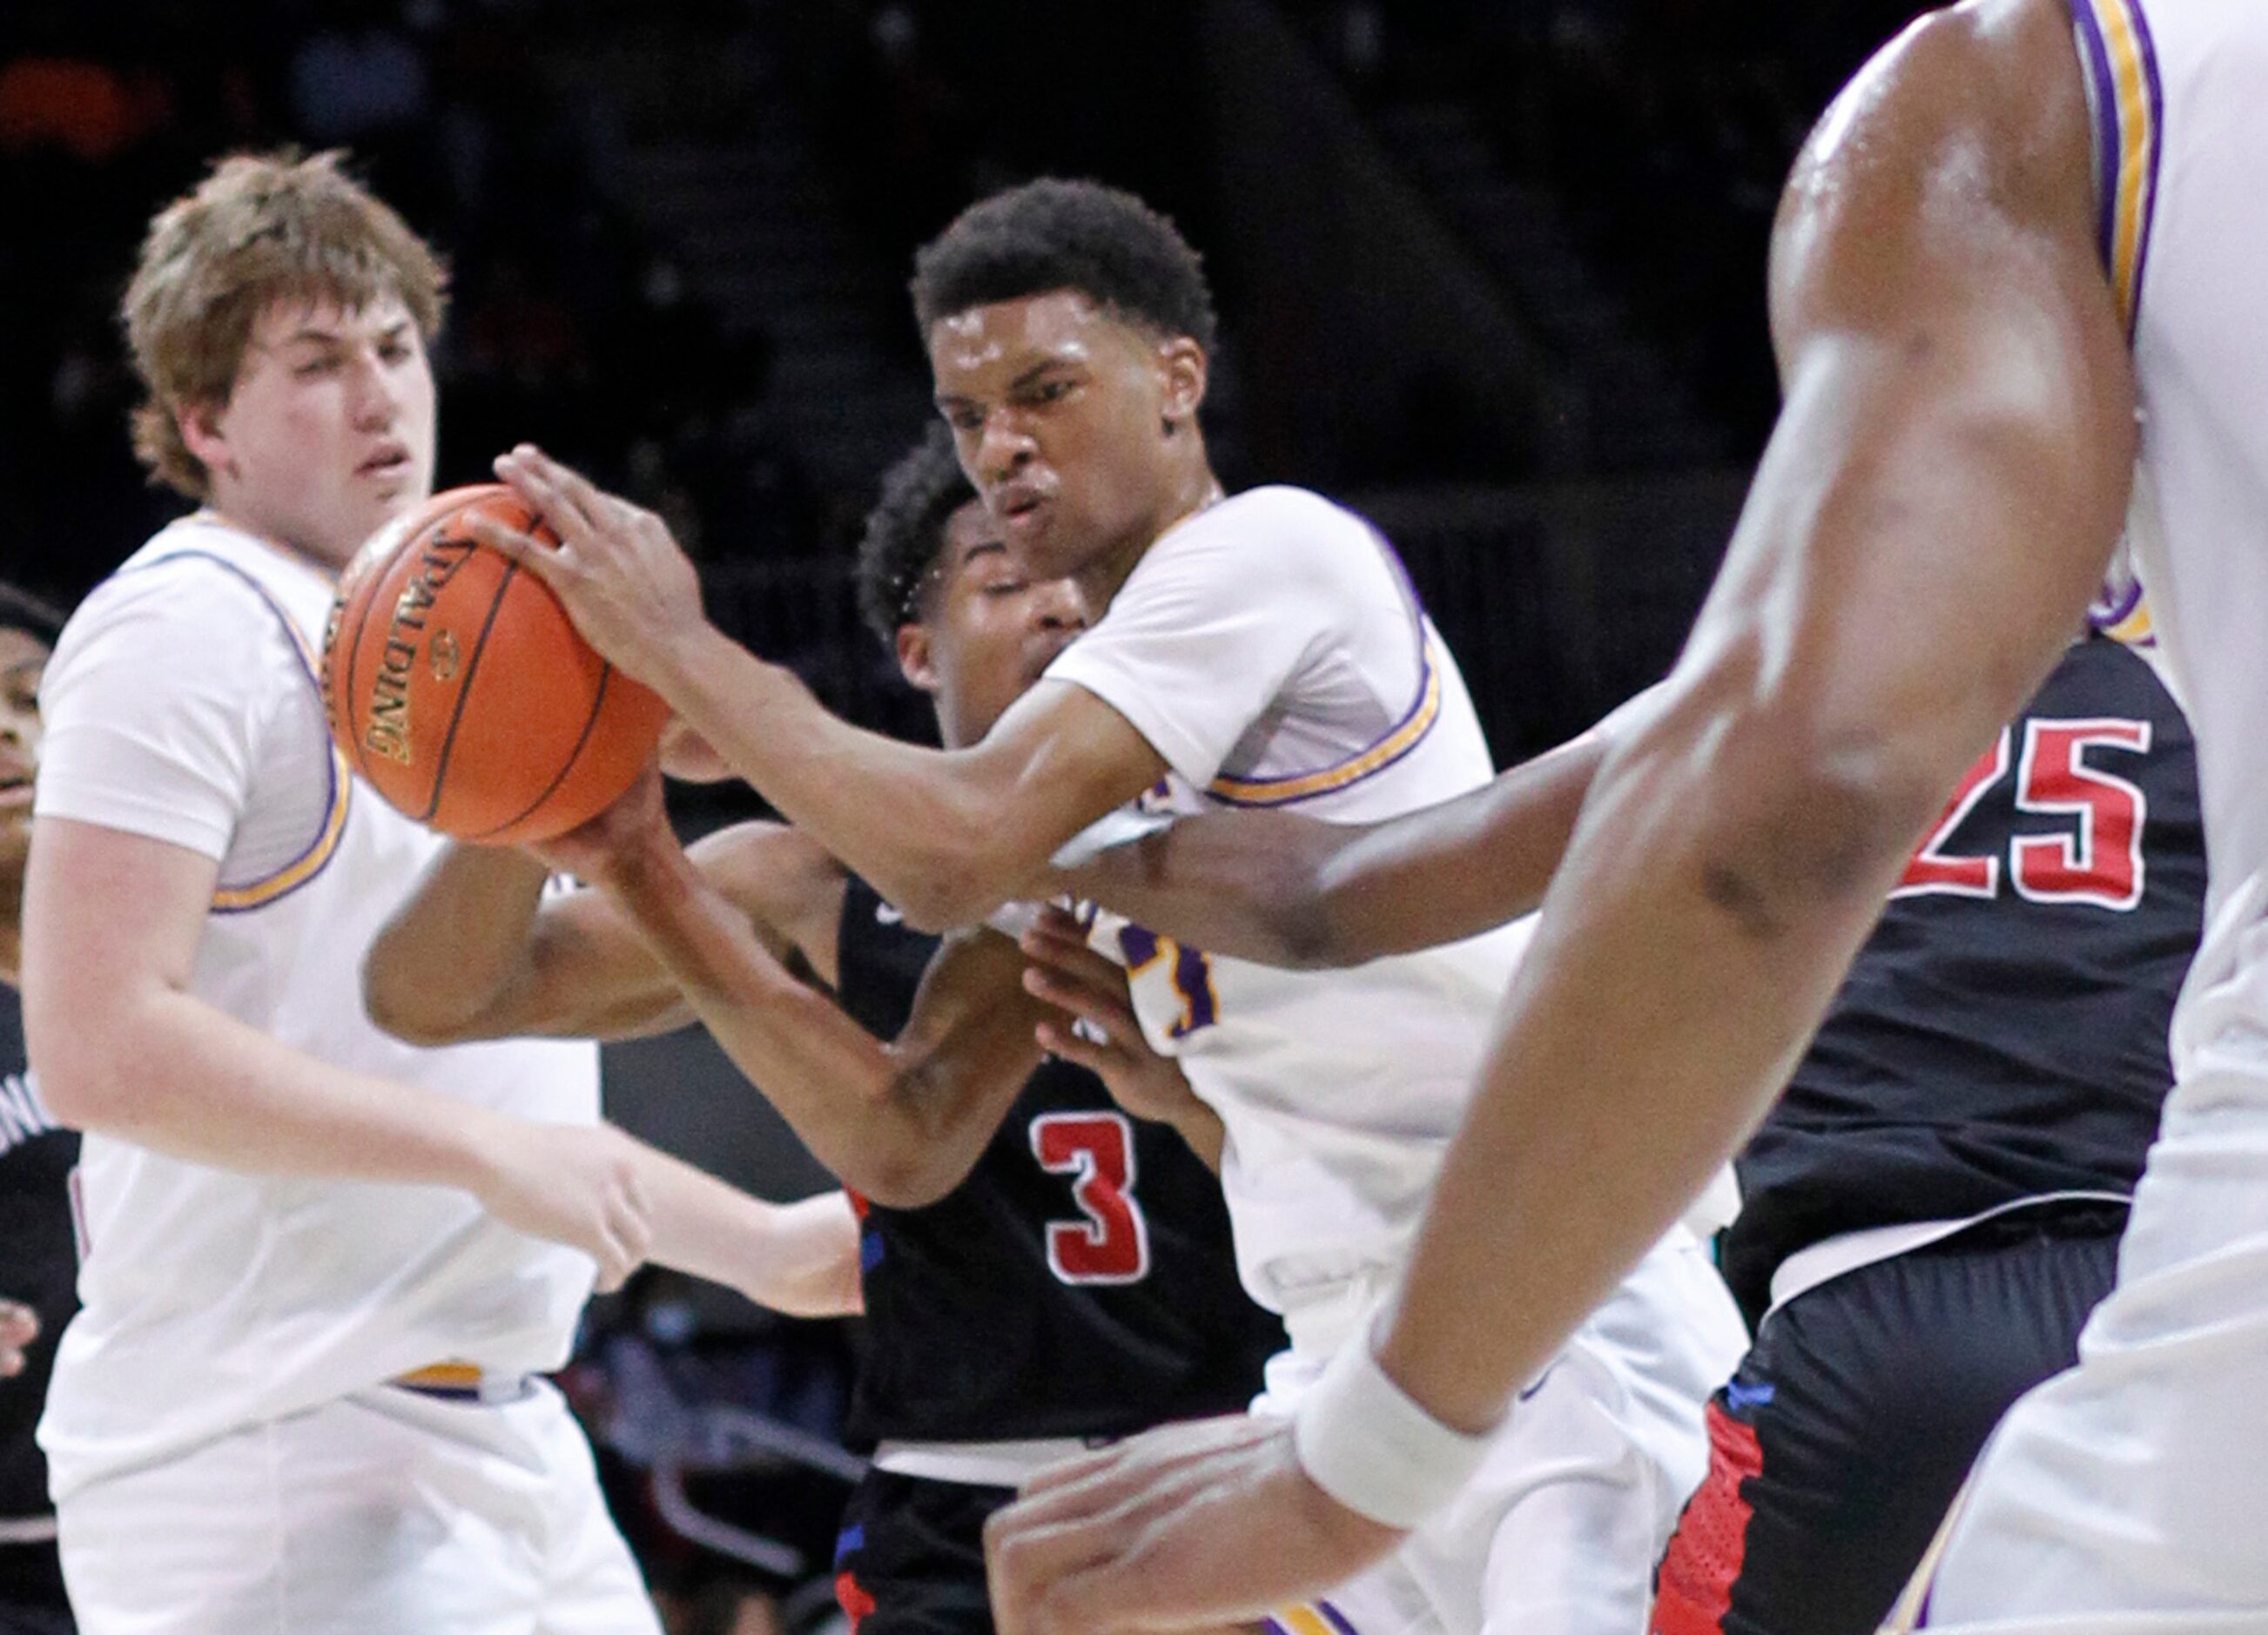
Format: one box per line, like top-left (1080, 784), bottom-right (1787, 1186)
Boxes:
top-left (1030, 1111), bottom-right (1153, 1285)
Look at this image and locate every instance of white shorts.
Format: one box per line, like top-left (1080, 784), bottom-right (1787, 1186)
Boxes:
top-left (1911, 1089), bottom-right (2268, 1631)
top-left (1262, 1232), bottom-right (1745, 1635)
top-left (57, 1379), bottom-right (661, 1635)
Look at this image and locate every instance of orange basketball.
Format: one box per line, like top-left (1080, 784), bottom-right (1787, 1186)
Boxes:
top-left (319, 484), bottom-right (670, 844)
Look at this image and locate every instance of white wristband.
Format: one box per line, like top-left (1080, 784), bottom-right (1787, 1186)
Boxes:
top-left (1291, 1329), bottom-right (1494, 1530)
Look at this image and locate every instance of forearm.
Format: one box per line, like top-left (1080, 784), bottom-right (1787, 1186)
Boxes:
top-left (38, 985), bottom-right (503, 1191)
top-left (1059, 811), bottom-right (1349, 967)
top-left (630, 1147), bottom-right (862, 1318)
top-left (603, 836), bottom-right (1040, 1204)
top-left (1070, 736), bottom-right (1605, 967)
top-left (656, 630), bottom-right (1022, 926)
top-left (1308, 734), bottom-right (1604, 959)
top-left (1161, 1101), bottom-right (1226, 1174)
top-left (365, 843), bottom-right (550, 1042)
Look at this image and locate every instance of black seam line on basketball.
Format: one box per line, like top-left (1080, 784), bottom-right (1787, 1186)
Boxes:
top-left (337, 535), bottom-right (390, 786)
top-left (465, 663), bottom-right (616, 843)
top-left (340, 487), bottom-right (487, 787)
top-left (415, 555), bottom-right (519, 824)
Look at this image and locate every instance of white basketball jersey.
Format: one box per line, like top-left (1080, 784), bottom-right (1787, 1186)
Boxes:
top-left (1893, 5), bottom-right (2268, 1618)
top-left (2096, 0), bottom-right (2268, 1100)
top-left (33, 515), bottom-right (599, 1500)
top-left (1047, 488), bottom-right (1540, 1330)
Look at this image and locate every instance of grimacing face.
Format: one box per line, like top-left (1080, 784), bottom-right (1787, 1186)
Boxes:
top-left (928, 290), bottom-right (1190, 585)
top-left (178, 293), bottom-right (437, 572)
top-left (905, 499), bottom-right (1086, 747)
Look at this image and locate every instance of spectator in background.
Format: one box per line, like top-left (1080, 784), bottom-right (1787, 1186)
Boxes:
top-left (0, 582), bottom-right (77, 1635)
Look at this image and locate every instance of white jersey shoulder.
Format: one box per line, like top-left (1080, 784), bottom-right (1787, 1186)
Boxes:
top-left (1047, 484), bottom-right (1475, 821)
top-left (35, 514), bottom-right (600, 1501)
top-left (1052, 486), bottom-right (1533, 1325)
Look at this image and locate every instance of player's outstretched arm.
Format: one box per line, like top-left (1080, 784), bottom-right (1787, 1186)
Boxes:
top-left (25, 817), bottom-right (657, 1288)
top-left (1060, 727), bottom-right (1610, 969)
top-left (631, 1150), bottom-right (863, 1319)
top-left (983, 3), bottom-right (2137, 1626)
top-left (565, 773), bottom-right (1057, 1208)
top-left (365, 818), bottom-right (841, 1046)
top-left (360, 797), bottom-right (860, 1313)
top-left (471, 449), bottom-right (1167, 932)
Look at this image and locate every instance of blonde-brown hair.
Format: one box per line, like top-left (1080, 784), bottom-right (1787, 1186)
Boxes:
top-left (121, 149), bottom-right (448, 500)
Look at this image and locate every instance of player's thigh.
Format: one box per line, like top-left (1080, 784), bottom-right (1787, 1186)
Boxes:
top-left (59, 1398), bottom-right (544, 1634)
top-left (1654, 1221), bottom-right (2122, 1635)
top-left (833, 1470), bottom-right (1007, 1635)
top-left (519, 1388), bottom-right (661, 1635)
top-left (0, 1601), bottom-right (75, 1635)
top-left (1392, 1342), bottom-right (1675, 1635)
top-left (1249, 1355), bottom-right (1672, 1635)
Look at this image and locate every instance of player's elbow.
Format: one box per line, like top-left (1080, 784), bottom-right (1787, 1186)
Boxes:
top-left (837, 1073), bottom-right (973, 1208)
top-left (1271, 892), bottom-right (1355, 970)
top-left (891, 844), bottom-right (1021, 936)
top-left (27, 992), bottom-right (151, 1132)
top-left (28, 1046), bottom-right (105, 1130)
top-left (1673, 700), bottom-right (1943, 944)
top-left (837, 1144), bottom-right (959, 1210)
top-left (360, 954), bottom-right (481, 1047)
top-left (891, 874), bottom-right (989, 938)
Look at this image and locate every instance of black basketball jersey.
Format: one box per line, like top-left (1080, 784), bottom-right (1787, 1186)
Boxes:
top-left (832, 875), bottom-right (1282, 1448)
top-left (0, 983), bottom-right (77, 1532)
top-left (1725, 636), bottom-right (2204, 1316)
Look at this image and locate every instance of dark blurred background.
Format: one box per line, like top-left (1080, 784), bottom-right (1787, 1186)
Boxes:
top-left (0, 1), bottom-right (1929, 1625)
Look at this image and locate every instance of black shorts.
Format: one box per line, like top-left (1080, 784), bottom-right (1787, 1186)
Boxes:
top-left (832, 1468), bottom-right (1015, 1635)
top-left (1651, 1201), bottom-right (2126, 1635)
top-left (0, 1538), bottom-right (72, 1635)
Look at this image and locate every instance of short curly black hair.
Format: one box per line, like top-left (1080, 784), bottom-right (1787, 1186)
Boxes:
top-left (855, 424), bottom-right (979, 647)
top-left (911, 178), bottom-right (1217, 353)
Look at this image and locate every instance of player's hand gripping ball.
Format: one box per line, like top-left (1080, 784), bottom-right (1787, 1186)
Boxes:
top-left (320, 485), bottom-right (670, 844)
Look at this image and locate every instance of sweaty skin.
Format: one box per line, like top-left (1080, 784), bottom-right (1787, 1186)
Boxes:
top-left (976, 3), bottom-right (2138, 1629)
top-left (1053, 727), bottom-right (1612, 969)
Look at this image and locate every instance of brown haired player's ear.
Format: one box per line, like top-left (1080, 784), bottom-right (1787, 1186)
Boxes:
top-left (176, 400), bottom-right (232, 482)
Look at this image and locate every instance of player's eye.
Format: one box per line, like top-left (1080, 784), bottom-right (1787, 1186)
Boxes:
top-left (378, 339), bottom-right (413, 365)
top-left (1026, 378), bottom-right (1073, 407)
top-left (293, 356), bottom-right (340, 378)
top-left (943, 407), bottom-right (984, 434)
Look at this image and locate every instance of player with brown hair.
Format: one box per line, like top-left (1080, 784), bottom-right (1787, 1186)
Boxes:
top-left (23, 150), bottom-right (848, 1633)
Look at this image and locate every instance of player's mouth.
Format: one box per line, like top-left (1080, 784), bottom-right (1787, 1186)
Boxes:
top-left (359, 444), bottom-right (413, 481)
top-left (994, 482), bottom-right (1052, 536)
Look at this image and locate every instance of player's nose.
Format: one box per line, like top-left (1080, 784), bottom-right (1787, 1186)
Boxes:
top-left (1028, 582), bottom-right (1085, 632)
top-left (347, 348), bottom-right (404, 428)
top-left (977, 413), bottom-right (1038, 486)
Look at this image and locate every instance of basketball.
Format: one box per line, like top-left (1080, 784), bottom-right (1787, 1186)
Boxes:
top-left (319, 483), bottom-right (670, 844)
